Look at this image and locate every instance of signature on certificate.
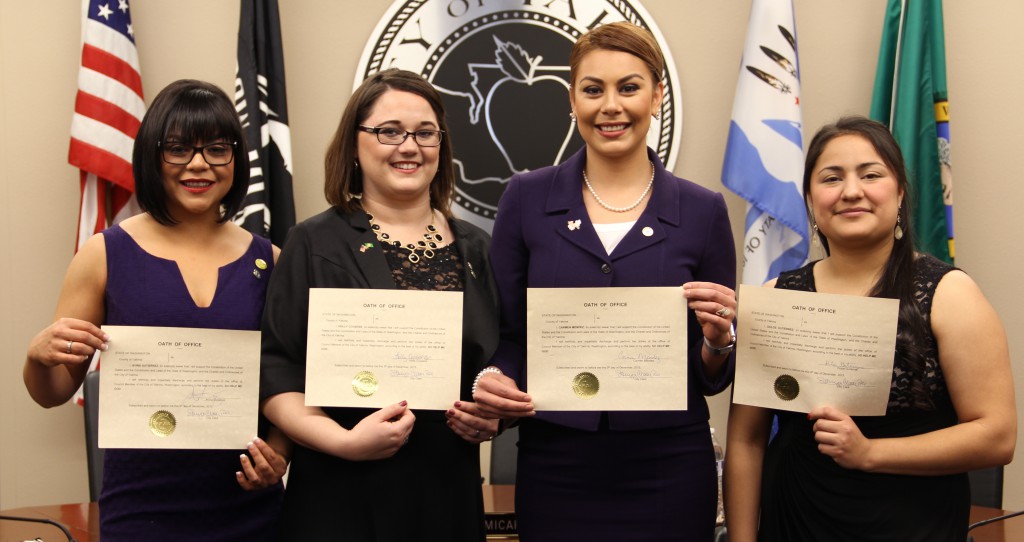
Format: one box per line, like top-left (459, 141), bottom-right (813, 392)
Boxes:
top-left (389, 368), bottom-right (437, 380)
top-left (614, 368), bottom-right (664, 381)
top-left (615, 351), bottom-right (662, 362)
top-left (184, 386), bottom-right (229, 402)
top-left (816, 376), bottom-right (872, 389)
top-left (391, 352), bottom-right (435, 362)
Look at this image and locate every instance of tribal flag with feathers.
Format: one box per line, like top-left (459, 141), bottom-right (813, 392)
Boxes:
top-left (722, 0), bottom-right (808, 285)
top-left (69, 0), bottom-right (144, 252)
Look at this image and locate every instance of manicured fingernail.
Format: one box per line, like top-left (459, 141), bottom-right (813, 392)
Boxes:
top-left (100, 343), bottom-right (109, 351)
top-left (102, 334), bottom-right (110, 341)
top-left (239, 454), bottom-right (247, 461)
top-left (454, 401), bottom-right (462, 408)
top-left (236, 471), bottom-right (242, 477)
top-left (247, 441), bottom-right (255, 449)
top-left (446, 409), bottom-right (455, 416)
top-left (400, 400), bottom-right (408, 407)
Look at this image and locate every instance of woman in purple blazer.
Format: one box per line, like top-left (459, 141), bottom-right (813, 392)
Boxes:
top-left (473, 22), bottom-right (737, 541)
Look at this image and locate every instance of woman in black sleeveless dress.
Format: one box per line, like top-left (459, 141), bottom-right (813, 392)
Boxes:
top-left (725, 116), bottom-right (1015, 542)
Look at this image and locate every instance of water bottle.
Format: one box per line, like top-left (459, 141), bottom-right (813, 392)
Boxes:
top-left (711, 427), bottom-right (725, 526)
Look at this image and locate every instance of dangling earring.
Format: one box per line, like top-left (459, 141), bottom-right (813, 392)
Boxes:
top-left (811, 223), bottom-right (820, 246)
top-left (894, 212), bottom-right (904, 240)
top-left (653, 110), bottom-right (661, 120)
top-left (569, 111), bottom-right (576, 122)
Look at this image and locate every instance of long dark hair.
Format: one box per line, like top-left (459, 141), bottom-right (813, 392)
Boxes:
top-left (803, 116), bottom-right (932, 408)
top-left (323, 69), bottom-right (455, 218)
top-left (133, 79), bottom-right (249, 225)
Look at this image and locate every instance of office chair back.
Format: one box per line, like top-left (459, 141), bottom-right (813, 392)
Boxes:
top-left (489, 425), bottom-right (519, 485)
top-left (968, 466), bottom-right (1004, 509)
top-left (83, 370), bottom-right (104, 501)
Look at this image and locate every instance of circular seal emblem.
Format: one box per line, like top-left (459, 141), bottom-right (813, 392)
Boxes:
top-left (572, 371), bottom-right (600, 399)
top-left (352, 371), bottom-right (380, 397)
top-left (149, 410), bottom-right (176, 437)
top-left (773, 374), bottom-right (799, 401)
top-left (357, 0), bottom-right (683, 231)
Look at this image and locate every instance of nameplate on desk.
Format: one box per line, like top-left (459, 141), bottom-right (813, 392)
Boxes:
top-left (485, 512), bottom-right (517, 538)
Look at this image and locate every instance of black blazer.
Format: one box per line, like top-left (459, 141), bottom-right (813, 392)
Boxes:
top-left (260, 207), bottom-right (500, 419)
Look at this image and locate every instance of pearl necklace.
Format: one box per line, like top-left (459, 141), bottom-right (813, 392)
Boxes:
top-left (367, 212), bottom-right (443, 264)
top-left (582, 161), bottom-right (655, 213)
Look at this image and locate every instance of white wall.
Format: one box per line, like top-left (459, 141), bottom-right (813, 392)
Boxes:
top-left (3, 0), bottom-right (1023, 511)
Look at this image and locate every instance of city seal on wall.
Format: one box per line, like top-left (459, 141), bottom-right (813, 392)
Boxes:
top-left (357, 0), bottom-right (683, 231)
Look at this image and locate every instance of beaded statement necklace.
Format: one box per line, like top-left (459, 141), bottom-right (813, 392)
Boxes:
top-left (367, 212), bottom-right (443, 264)
top-left (582, 161), bottom-right (655, 213)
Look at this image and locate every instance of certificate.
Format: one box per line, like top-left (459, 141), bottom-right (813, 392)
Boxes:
top-left (733, 285), bottom-right (899, 415)
top-left (98, 325), bottom-right (261, 449)
top-left (305, 288), bottom-right (463, 410)
top-left (527, 287), bottom-right (687, 411)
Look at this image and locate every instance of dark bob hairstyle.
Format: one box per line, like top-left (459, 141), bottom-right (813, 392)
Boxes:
top-left (323, 68), bottom-right (455, 218)
top-left (132, 79), bottom-right (249, 225)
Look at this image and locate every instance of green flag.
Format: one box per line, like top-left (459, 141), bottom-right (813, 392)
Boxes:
top-left (870, 0), bottom-right (953, 263)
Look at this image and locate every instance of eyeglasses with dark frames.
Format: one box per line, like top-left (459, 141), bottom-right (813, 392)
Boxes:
top-left (159, 141), bottom-right (237, 166)
top-left (357, 125), bottom-right (444, 147)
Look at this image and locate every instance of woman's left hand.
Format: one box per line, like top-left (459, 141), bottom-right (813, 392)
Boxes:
top-left (683, 281), bottom-right (736, 350)
top-left (236, 437), bottom-right (288, 490)
top-left (809, 406), bottom-right (873, 470)
top-left (446, 401), bottom-right (501, 443)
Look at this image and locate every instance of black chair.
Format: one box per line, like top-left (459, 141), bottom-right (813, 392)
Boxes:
top-left (82, 370), bottom-right (104, 501)
top-left (968, 466), bottom-right (1003, 509)
top-left (489, 425), bottom-right (519, 485)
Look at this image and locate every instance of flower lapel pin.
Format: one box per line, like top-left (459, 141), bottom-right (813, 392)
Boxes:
top-left (360, 242), bottom-right (375, 253)
top-left (567, 219), bottom-right (582, 231)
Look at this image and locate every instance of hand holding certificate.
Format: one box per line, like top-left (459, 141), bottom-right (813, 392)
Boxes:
top-left (305, 288), bottom-right (463, 410)
top-left (99, 326), bottom-right (261, 449)
top-left (527, 287), bottom-right (687, 411)
top-left (732, 285), bottom-right (899, 415)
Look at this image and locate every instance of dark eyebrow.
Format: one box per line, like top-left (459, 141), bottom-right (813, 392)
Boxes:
top-left (817, 161), bottom-right (887, 175)
top-left (578, 73), bottom-right (646, 86)
top-left (371, 119), bottom-right (439, 129)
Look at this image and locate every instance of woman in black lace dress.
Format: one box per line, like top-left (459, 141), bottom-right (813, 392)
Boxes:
top-left (725, 116), bottom-right (1015, 542)
top-left (260, 69), bottom-right (499, 540)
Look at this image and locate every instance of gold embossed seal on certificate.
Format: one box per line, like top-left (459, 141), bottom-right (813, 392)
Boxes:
top-left (572, 372), bottom-right (600, 399)
top-left (774, 374), bottom-right (799, 401)
top-left (149, 410), bottom-right (177, 437)
top-left (352, 371), bottom-right (379, 397)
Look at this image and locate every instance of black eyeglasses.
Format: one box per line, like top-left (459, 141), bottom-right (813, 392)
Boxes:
top-left (357, 125), bottom-right (444, 147)
top-left (159, 141), bottom-right (237, 165)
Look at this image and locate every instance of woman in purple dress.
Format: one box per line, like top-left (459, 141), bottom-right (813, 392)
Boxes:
top-left (24, 79), bottom-right (287, 541)
top-left (473, 22), bottom-right (738, 541)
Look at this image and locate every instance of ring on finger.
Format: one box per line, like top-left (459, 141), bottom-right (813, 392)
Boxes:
top-left (715, 307), bottom-right (732, 318)
top-left (66, 340), bottom-right (74, 354)
top-left (474, 429), bottom-right (481, 438)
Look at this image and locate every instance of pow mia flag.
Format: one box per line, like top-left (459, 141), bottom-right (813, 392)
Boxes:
top-left (234, 0), bottom-right (295, 246)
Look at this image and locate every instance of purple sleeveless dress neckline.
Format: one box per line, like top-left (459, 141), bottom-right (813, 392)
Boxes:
top-left (98, 224), bottom-right (282, 542)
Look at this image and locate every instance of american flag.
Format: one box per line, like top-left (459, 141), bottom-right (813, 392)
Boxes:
top-left (68, 0), bottom-right (144, 252)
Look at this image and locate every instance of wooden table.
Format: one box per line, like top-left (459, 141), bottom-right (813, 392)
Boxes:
top-left (0, 502), bottom-right (97, 542)
top-left (969, 505), bottom-right (1024, 542)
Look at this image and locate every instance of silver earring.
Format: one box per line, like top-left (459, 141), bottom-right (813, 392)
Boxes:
top-left (653, 111), bottom-right (661, 120)
top-left (811, 223), bottom-right (820, 246)
top-left (569, 111), bottom-right (576, 122)
top-left (894, 212), bottom-right (904, 240)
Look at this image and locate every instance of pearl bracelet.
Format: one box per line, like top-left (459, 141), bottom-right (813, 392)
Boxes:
top-left (472, 366), bottom-right (503, 395)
